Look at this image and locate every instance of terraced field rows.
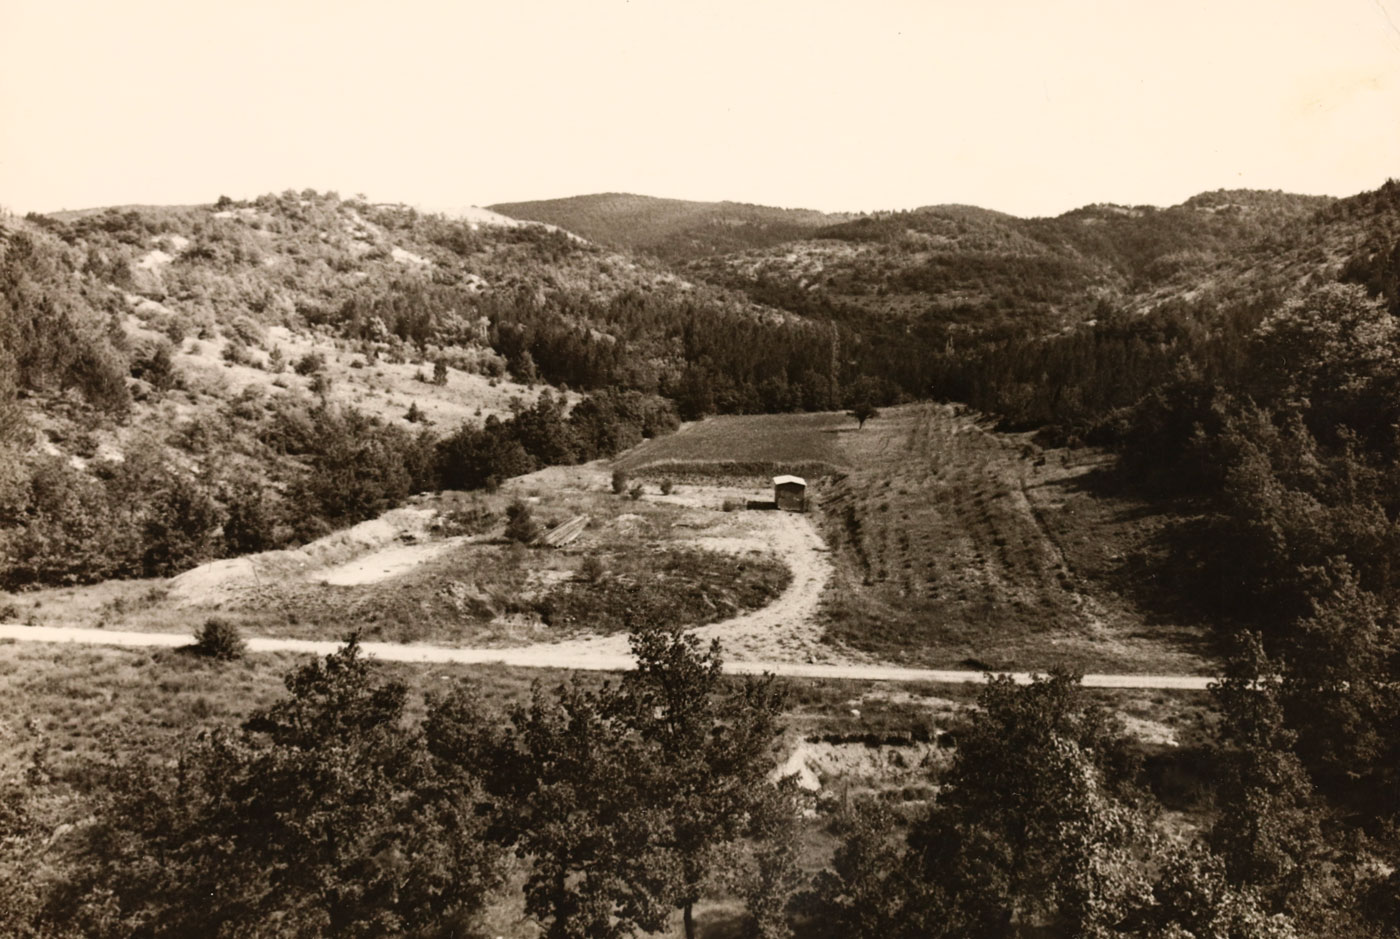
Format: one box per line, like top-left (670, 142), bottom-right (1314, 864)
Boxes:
top-left (815, 403), bottom-right (1206, 674)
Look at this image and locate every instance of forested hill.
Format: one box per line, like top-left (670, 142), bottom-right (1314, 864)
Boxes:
top-left (0, 190), bottom-right (864, 589)
top-left (685, 188), bottom-right (1337, 340)
top-left (488, 192), bottom-right (855, 263)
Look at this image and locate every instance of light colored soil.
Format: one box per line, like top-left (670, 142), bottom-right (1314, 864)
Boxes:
top-left (167, 506), bottom-right (441, 604)
top-left (313, 536), bottom-right (472, 586)
top-left (0, 625), bottom-right (1215, 689)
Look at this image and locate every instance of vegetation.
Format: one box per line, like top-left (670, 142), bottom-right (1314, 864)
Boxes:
top-left (616, 410), bottom-right (852, 481)
top-left (8, 631), bottom-right (796, 939)
top-left (5, 176), bottom-right (1400, 936)
top-left (489, 192), bottom-right (854, 263)
top-left (802, 668), bottom-right (1390, 939)
top-left (191, 616), bottom-right (245, 660)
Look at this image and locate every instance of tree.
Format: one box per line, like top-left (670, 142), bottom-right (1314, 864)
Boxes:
top-left (906, 669), bottom-right (1150, 938)
top-left (191, 616), bottom-right (245, 660)
top-left (140, 472), bottom-right (224, 577)
top-left (220, 475), bottom-right (279, 555)
top-left (618, 628), bottom-right (790, 939)
top-left (445, 628), bottom-right (791, 939)
top-left (1207, 636), bottom-right (1326, 918)
top-left (806, 802), bottom-right (934, 939)
top-left (848, 399), bottom-right (879, 428)
top-left (1143, 845), bottom-right (1298, 939)
top-left (475, 677), bottom-right (679, 939)
top-left (45, 638), bottom-right (504, 938)
top-left (433, 359), bottom-right (448, 385)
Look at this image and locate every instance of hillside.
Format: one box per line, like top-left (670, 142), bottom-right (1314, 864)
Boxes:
top-left (0, 190), bottom-right (854, 589)
top-left (685, 189), bottom-right (1336, 337)
top-left (488, 192), bottom-right (855, 262)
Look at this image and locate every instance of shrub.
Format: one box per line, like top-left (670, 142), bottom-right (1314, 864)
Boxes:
top-left (294, 351), bottom-right (325, 375)
top-left (578, 554), bottom-right (606, 583)
top-left (192, 617), bottom-right (246, 660)
top-left (504, 499), bottom-right (539, 544)
top-left (612, 469), bottom-right (630, 495)
top-left (628, 483), bottom-right (645, 501)
top-left (660, 478), bottom-right (675, 495)
top-left (221, 341), bottom-right (255, 367)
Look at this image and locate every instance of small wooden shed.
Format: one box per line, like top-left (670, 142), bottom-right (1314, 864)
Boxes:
top-left (773, 475), bottom-right (807, 512)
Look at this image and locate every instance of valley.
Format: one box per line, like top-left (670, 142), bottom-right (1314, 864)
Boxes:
top-left (4, 181), bottom-right (1399, 939)
top-left (3, 403), bottom-right (1203, 677)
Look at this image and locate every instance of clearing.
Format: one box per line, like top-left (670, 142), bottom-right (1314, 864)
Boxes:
top-left (815, 403), bottom-right (1209, 674)
top-left (4, 404), bottom-right (1209, 676)
top-left (616, 410), bottom-right (852, 480)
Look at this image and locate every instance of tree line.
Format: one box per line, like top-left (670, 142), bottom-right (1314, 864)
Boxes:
top-left (6, 630), bottom-right (1396, 937)
top-left (1, 388), bottom-right (679, 589)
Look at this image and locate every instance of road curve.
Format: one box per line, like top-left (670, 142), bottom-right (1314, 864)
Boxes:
top-left (0, 624), bottom-right (1215, 690)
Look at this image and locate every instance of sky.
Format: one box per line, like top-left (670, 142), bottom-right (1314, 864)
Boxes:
top-left (1, 0), bottom-right (1398, 218)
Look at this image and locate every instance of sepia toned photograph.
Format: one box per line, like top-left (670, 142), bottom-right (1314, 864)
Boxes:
top-left (2, 1), bottom-right (1398, 936)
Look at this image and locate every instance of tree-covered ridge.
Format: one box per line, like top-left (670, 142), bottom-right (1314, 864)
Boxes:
top-left (489, 192), bottom-right (856, 263)
top-left (684, 189), bottom-right (1335, 341)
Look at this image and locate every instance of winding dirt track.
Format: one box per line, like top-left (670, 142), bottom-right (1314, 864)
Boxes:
top-left (0, 620), bottom-right (1212, 690)
top-left (0, 475), bottom-right (1214, 689)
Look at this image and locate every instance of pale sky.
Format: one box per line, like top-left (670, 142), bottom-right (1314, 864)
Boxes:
top-left (2, 0), bottom-right (1398, 217)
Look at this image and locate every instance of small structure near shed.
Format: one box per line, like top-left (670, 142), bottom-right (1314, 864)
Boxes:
top-left (773, 475), bottom-right (807, 512)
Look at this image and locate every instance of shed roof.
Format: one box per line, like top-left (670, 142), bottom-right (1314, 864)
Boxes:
top-left (773, 475), bottom-right (806, 487)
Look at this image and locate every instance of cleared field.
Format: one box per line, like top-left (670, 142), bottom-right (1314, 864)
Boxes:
top-left (615, 410), bottom-right (854, 479)
top-left (4, 485), bottom-right (789, 647)
top-left (815, 403), bottom-right (1211, 674)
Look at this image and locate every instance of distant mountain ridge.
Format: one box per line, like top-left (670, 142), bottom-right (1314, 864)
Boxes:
top-left (488, 192), bottom-right (856, 262)
top-left (682, 188), bottom-right (1343, 339)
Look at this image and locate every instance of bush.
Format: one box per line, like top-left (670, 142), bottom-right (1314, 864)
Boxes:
top-left (504, 499), bottom-right (539, 544)
top-left (192, 617), bottom-right (246, 660)
top-left (660, 478), bottom-right (675, 495)
top-left (578, 554), bottom-right (606, 583)
top-left (294, 351), bottom-right (325, 375)
top-left (612, 468), bottom-right (629, 495)
top-left (628, 483), bottom-right (645, 501)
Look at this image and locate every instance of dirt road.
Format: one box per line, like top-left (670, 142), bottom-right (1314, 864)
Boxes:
top-left (0, 623), bottom-right (1214, 689)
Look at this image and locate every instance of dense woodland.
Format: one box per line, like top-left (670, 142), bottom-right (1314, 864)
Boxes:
top-left (3, 181), bottom-right (1400, 935)
top-left (5, 629), bottom-right (1395, 938)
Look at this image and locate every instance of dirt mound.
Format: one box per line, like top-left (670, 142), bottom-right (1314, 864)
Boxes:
top-left (167, 507), bottom-right (438, 606)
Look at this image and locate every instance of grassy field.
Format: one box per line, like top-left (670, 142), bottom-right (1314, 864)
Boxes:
top-left (814, 403), bottom-right (1212, 674)
top-left (615, 410), bottom-right (854, 480)
top-left (3, 486), bottom-right (788, 646)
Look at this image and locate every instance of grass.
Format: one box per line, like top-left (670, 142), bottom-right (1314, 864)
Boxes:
top-left (814, 403), bottom-right (1211, 675)
top-left (537, 547), bottom-right (789, 632)
top-left (616, 410), bottom-right (854, 480)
